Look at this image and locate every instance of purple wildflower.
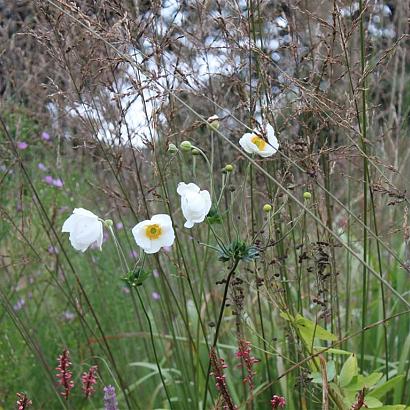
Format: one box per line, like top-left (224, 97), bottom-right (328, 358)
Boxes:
top-left (81, 365), bottom-right (98, 398)
top-left (129, 250), bottom-right (138, 259)
top-left (103, 385), bottom-right (119, 410)
top-left (48, 245), bottom-right (59, 255)
top-left (152, 269), bottom-right (160, 278)
top-left (17, 142), bottom-right (28, 150)
top-left (162, 245), bottom-right (172, 253)
top-left (13, 298), bottom-right (25, 311)
top-left (115, 222), bottom-right (123, 230)
top-left (56, 349), bottom-right (74, 400)
top-left (62, 311), bottom-right (76, 321)
top-left (16, 393), bottom-right (32, 410)
top-left (41, 131), bottom-right (51, 141)
top-left (43, 175), bottom-right (53, 185)
top-left (38, 163), bottom-right (47, 171)
top-left (151, 291), bottom-right (160, 301)
top-left (52, 178), bottom-right (64, 188)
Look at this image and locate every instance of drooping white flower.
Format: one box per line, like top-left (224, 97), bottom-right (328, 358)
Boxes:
top-left (132, 214), bottom-right (175, 254)
top-left (177, 182), bottom-right (212, 228)
top-left (62, 208), bottom-right (104, 252)
top-left (239, 123), bottom-right (279, 157)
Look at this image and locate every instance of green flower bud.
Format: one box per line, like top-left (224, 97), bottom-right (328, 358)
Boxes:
top-left (104, 219), bottom-right (114, 228)
top-left (168, 143), bottom-right (178, 153)
top-left (207, 115), bottom-right (220, 131)
top-left (303, 191), bottom-right (312, 200)
top-left (224, 164), bottom-right (234, 173)
top-left (192, 148), bottom-right (200, 156)
top-left (180, 140), bottom-right (192, 151)
top-left (263, 204), bottom-right (272, 213)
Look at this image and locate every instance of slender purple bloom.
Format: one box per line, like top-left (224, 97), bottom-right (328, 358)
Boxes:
top-left (103, 385), bottom-right (119, 410)
top-left (13, 298), bottom-right (25, 311)
top-left (48, 245), bottom-right (59, 255)
top-left (116, 222), bottom-right (123, 230)
top-left (17, 141), bottom-right (28, 150)
top-left (151, 291), bottom-right (160, 301)
top-left (43, 175), bottom-right (53, 185)
top-left (41, 131), bottom-right (51, 141)
top-left (38, 163), bottom-right (47, 171)
top-left (52, 178), bottom-right (64, 188)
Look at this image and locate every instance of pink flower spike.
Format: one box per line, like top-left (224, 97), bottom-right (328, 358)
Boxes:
top-left (81, 365), bottom-right (98, 398)
top-left (56, 348), bottom-right (74, 400)
top-left (17, 142), bottom-right (28, 150)
top-left (271, 395), bottom-right (286, 408)
top-left (16, 393), bottom-right (32, 410)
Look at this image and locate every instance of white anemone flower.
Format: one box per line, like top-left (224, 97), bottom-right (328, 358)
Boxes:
top-left (132, 214), bottom-right (175, 254)
top-left (177, 182), bottom-right (212, 228)
top-left (239, 123), bottom-right (279, 157)
top-left (62, 208), bottom-right (104, 252)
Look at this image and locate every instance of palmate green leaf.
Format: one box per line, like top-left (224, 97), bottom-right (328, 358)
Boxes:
top-left (369, 375), bottom-right (405, 400)
top-left (339, 354), bottom-right (358, 388)
top-left (344, 372), bottom-right (383, 392)
top-left (280, 311), bottom-right (337, 347)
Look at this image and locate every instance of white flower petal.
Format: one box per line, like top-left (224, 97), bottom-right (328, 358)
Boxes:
top-left (239, 133), bottom-right (257, 154)
top-left (73, 208), bottom-right (99, 219)
top-left (61, 208), bottom-right (104, 252)
top-left (177, 182), bottom-right (200, 197)
top-left (151, 214), bottom-right (172, 227)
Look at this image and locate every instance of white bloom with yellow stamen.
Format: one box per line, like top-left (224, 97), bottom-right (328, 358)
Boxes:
top-left (177, 182), bottom-right (212, 228)
top-left (132, 214), bottom-right (175, 254)
top-left (62, 208), bottom-right (104, 252)
top-left (239, 123), bottom-right (279, 157)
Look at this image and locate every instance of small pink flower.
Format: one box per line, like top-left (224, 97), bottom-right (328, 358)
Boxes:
top-left (153, 269), bottom-right (160, 278)
top-left (48, 245), bottom-right (59, 255)
top-left (271, 395), bottom-right (286, 408)
top-left (116, 222), bottom-right (123, 230)
top-left (38, 163), bottom-right (47, 171)
top-left (17, 141), bottom-right (28, 150)
top-left (129, 250), bottom-right (138, 259)
top-left (43, 175), bottom-right (53, 185)
top-left (41, 131), bottom-right (51, 141)
top-left (163, 245), bottom-right (172, 253)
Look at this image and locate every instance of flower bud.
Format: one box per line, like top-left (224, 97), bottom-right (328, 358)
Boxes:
top-left (180, 141), bottom-right (192, 151)
top-left (168, 143), bottom-right (178, 153)
top-left (303, 191), bottom-right (312, 200)
top-left (263, 204), bottom-right (272, 213)
top-left (207, 115), bottom-right (220, 131)
top-left (224, 164), bottom-right (234, 173)
top-left (104, 219), bottom-right (114, 228)
top-left (191, 148), bottom-right (200, 156)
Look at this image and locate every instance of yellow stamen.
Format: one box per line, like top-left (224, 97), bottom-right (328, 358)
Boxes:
top-left (251, 135), bottom-right (266, 151)
top-left (145, 224), bottom-right (162, 240)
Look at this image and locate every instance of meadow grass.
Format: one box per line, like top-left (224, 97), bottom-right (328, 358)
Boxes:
top-left (1, 1), bottom-right (410, 409)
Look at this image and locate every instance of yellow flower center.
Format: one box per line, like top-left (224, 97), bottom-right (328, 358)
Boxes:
top-left (145, 224), bottom-right (162, 240)
top-left (251, 135), bottom-right (266, 151)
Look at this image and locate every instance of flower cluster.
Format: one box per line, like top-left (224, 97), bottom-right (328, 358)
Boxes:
top-left (81, 365), bottom-right (98, 398)
top-left (16, 393), bottom-right (32, 410)
top-left (271, 395), bottom-right (286, 408)
top-left (56, 349), bottom-right (74, 400)
top-left (236, 339), bottom-right (259, 390)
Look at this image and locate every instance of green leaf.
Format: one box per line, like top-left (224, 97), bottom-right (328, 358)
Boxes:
top-left (122, 268), bottom-right (151, 287)
top-left (310, 360), bottom-right (336, 384)
top-left (339, 354), bottom-right (358, 388)
top-left (369, 406), bottom-right (406, 410)
top-left (280, 312), bottom-right (337, 347)
top-left (344, 373), bottom-right (383, 392)
top-left (364, 396), bottom-right (383, 408)
top-left (369, 375), bottom-right (405, 400)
